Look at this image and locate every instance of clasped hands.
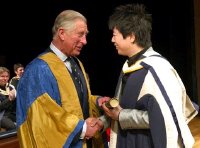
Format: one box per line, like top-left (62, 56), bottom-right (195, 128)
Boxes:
top-left (84, 117), bottom-right (103, 140)
top-left (84, 96), bottom-right (123, 140)
top-left (8, 89), bottom-right (16, 101)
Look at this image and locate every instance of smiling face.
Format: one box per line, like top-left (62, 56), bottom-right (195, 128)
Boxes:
top-left (0, 71), bottom-right (9, 87)
top-left (111, 27), bottom-right (144, 57)
top-left (111, 28), bottom-right (135, 57)
top-left (58, 19), bottom-right (88, 56)
top-left (15, 67), bottom-right (24, 78)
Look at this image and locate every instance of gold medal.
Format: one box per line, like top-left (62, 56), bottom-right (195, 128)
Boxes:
top-left (105, 98), bottom-right (119, 109)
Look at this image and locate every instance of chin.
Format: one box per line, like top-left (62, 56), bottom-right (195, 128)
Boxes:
top-left (117, 51), bottom-right (122, 55)
top-left (74, 53), bottom-right (81, 56)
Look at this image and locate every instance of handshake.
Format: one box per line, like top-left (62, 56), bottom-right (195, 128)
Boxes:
top-left (84, 96), bottom-right (122, 140)
top-left (84, 117), bottom-right (103, 140)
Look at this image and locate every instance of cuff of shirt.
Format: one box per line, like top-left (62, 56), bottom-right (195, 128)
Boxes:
top-left (80, 121), bottom-right (87, 139)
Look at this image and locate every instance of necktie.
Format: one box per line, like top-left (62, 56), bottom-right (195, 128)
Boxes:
top-left (65, 57), bottom-right (89, 119)
top-left (66, 57), bottom-right (83, 93)
top-left (66, 57), bottom-right (83, 98)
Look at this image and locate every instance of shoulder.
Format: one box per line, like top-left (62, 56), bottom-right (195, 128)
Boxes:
top-left (142, 48), bottom-right (173, 70)
top-left (25, 51), bottom-right (52, 70)
top-left (25, 57), bottom-right (50, 72)
top-left (20, 57), bottom-right (53, 84)
top-left (10, 76), bottom-right (19, 81)
top-left (140, 48), bottom-right (178, 82)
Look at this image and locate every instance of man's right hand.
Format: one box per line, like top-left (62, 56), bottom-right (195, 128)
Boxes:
top-left (84, 117), bottom-right (103, 139)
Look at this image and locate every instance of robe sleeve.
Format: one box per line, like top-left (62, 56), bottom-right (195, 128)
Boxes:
top-left (119, 109), bottom-right (149, 129)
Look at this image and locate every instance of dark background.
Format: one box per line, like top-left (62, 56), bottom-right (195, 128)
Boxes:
top-left (0, 0), bottom-right (197, 102)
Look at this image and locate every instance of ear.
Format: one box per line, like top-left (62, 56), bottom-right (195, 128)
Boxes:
top-left (129, 33), bottom-right (136, 43)
top-left (58, 27), bottom-right (66, 41)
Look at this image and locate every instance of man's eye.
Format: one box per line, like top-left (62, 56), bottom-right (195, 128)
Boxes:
top-left (78, 32), bottom-right (87, 38)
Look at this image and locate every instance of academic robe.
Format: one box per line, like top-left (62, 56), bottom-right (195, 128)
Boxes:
top-left (16, 52), bottom-right (105, 148)
top-left (109, 47), bottom-right (198, 148)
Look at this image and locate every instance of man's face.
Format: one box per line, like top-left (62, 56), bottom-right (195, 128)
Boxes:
top-left (15, 67), bottom-right (24, 77)
top-left (0, 72), bottom-right (9, 87)
top-left (111, 28), bottom-right (131, 56)
top-left (111, 27), bottom-right (136, 57)
top-left (62, 20), bottom-right (88, 56)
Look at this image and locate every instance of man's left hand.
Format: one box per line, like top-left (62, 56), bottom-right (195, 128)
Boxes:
top-left (101, 103), bottom-right (122, 121)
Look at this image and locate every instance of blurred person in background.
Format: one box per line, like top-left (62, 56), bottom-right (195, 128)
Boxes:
top-left (0, 66), bottom-right (16, 131)
top-left (9, 63), bottom-right (24, 90)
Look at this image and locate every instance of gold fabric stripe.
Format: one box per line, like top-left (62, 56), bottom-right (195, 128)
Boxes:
top-left (39, 52), bottom-right (83, 119)
top-left (122, 59), bottom-right (143, 74)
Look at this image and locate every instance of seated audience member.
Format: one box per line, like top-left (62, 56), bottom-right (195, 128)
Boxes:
top-left (9, 63), bottom-right (24, 89)
top-left (0, 67), bottom-right (16, 130)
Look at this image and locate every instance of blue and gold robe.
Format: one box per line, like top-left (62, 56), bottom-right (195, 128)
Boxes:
top-left (16, 52), bottom-right (104, 148)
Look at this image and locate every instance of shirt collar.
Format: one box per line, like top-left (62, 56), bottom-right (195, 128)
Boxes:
top-left (127, 47), bottom-right (148, 67)
top-left (50, 43), bottom-right (68, 62)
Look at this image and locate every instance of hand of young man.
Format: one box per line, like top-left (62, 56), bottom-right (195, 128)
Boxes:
top-left (101, 103), bottom-right (122, 121)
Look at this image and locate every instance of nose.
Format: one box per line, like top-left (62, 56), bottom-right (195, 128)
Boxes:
top-left (80, 35), bottom-right (87, 45)
top-left (111, 36), bottom-right (115, 43)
